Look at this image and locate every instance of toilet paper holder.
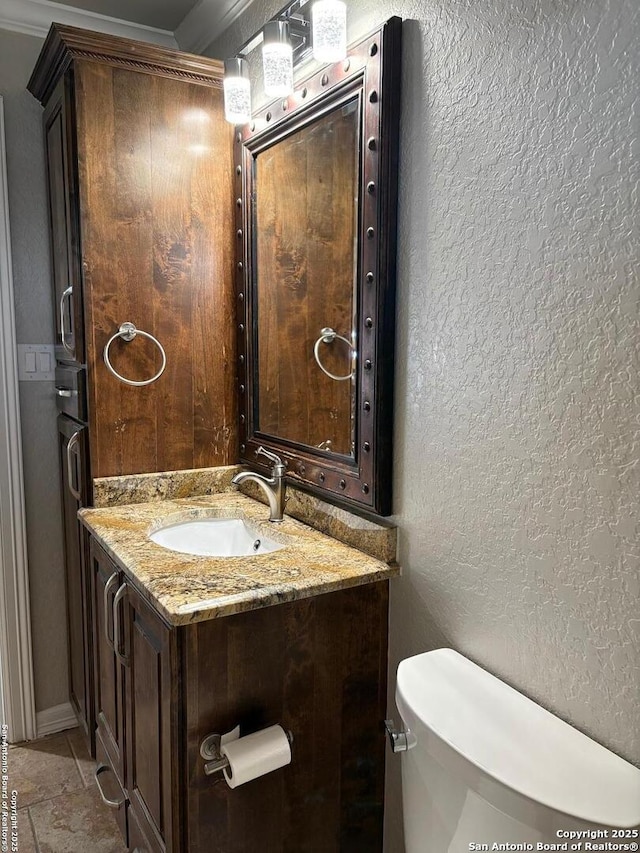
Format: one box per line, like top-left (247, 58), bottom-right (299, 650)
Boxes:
top-left (199, 727), bottom-right (294, 777)
top-left (200, 733), bottom-right (231, 776)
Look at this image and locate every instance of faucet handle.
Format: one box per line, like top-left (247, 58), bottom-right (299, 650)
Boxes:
top-left (256, 446), bottom-right (285, 472)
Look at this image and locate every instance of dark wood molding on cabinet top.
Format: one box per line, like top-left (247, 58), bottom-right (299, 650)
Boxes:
top-left (27, 23), bottom-right (224, 105)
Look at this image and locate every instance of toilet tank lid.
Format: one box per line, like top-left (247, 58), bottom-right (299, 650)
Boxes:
top-left (396, 649), bottom-right (640, 828)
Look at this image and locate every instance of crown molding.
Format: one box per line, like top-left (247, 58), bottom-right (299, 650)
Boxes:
top-left (175, 0), bottom-right (256, 55)
top-left (0, 0), bottom-right (177, 46)
top-left (27, 23), bottom-right (223, 104)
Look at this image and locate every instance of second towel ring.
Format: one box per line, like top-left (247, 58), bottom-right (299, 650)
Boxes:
top-left (313, 327), bottom-right (355, 382)
top-left (103, 322), bottom-right (166, 387)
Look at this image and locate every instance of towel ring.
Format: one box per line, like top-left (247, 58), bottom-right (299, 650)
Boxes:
top-left (103, 322), bottom-right (166, 387)
top-left (313, 327), bottom-right (355, 382)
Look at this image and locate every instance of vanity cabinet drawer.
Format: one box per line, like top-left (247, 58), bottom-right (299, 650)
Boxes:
top-left (55, 364), bottom-right (86, 421)
top-left (95, 733), bottom-right (128, 846)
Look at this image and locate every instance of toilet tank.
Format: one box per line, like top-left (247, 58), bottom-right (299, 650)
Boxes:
top-left (396, 649), bottom-right (640, 853)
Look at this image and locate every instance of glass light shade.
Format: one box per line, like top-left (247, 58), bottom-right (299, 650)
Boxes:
top-left (262, 21), bottom-right (293, 97)
top-left (223, 76), bottom-right (251, 124)
top-left (223, 58), bottom-right (251, 124)
top-left (312, 0), bottom-right (347, 62)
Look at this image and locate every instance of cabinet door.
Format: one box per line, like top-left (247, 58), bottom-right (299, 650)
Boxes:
top-left (44, 73), bottom-right (84, 364)
top-left (58, 416), bottom-right (93, 746)
top-left (91, 538), bottom-right (126, 786)
top-left (124, 583), bottom-right (178, 853)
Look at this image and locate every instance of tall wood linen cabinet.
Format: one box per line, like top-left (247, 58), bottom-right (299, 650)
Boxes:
top-left (28, 27), bottom-right (237, 748)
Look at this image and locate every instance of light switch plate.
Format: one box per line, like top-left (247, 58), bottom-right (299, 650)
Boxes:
top-left (17, 344), bottom-right (55, 381)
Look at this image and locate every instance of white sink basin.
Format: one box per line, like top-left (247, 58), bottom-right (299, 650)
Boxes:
top-left (149, 518), bottom-right (285, 557)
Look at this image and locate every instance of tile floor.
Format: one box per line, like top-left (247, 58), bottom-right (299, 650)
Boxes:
top-left (7, 728), bottom-right (127, 852)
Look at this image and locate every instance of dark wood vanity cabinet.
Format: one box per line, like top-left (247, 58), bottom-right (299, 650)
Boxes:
top-left (29, 25), bottom-right (238, 756)
top-left (88, 535), bottom-right (389, 853)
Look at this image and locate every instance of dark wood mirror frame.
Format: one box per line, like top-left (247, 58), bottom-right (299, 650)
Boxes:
top-left (235, 17), bottom-right (401, 516)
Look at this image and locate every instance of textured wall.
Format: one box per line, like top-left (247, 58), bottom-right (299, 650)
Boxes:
top-left (208, 0), bottom-right (640, 847)
top-left (0, 27), bottom-right (69, 714)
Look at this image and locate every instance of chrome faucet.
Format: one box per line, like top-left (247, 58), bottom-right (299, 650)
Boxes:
top-left (231, 447), bottom-right (287, 522)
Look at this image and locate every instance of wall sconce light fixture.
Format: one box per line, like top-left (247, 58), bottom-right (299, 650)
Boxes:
top-left (262, 21), bottom-right (294, 97)
top-left (223, 0), bottom-right (347, 124)
top-left (223, 57), bottom-right (251, 124)
top-left (312, 0), bottom-right (347, 62)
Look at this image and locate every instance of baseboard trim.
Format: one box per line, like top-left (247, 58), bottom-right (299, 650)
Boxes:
top-left (36, 701), bottom-right (77, 738)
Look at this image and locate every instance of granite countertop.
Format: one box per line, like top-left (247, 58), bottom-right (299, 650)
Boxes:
top-left (79, 492), bottom-right (398, 626)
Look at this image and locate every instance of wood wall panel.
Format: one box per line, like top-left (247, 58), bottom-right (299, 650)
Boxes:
top-left (76, 59), bottom-right (236, 477)
top-left (186, 84), bottom-right (237, 469)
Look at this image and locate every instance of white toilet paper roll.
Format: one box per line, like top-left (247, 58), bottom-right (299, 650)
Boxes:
top-left (221, 725), bottom-right (291, 789)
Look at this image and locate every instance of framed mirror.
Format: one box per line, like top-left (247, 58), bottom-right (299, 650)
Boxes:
top-left (235, 17), bottom-right (401, 515)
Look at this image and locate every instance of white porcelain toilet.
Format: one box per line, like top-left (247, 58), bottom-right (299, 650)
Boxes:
top-left (393, 649), bottom-right (640, 852)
